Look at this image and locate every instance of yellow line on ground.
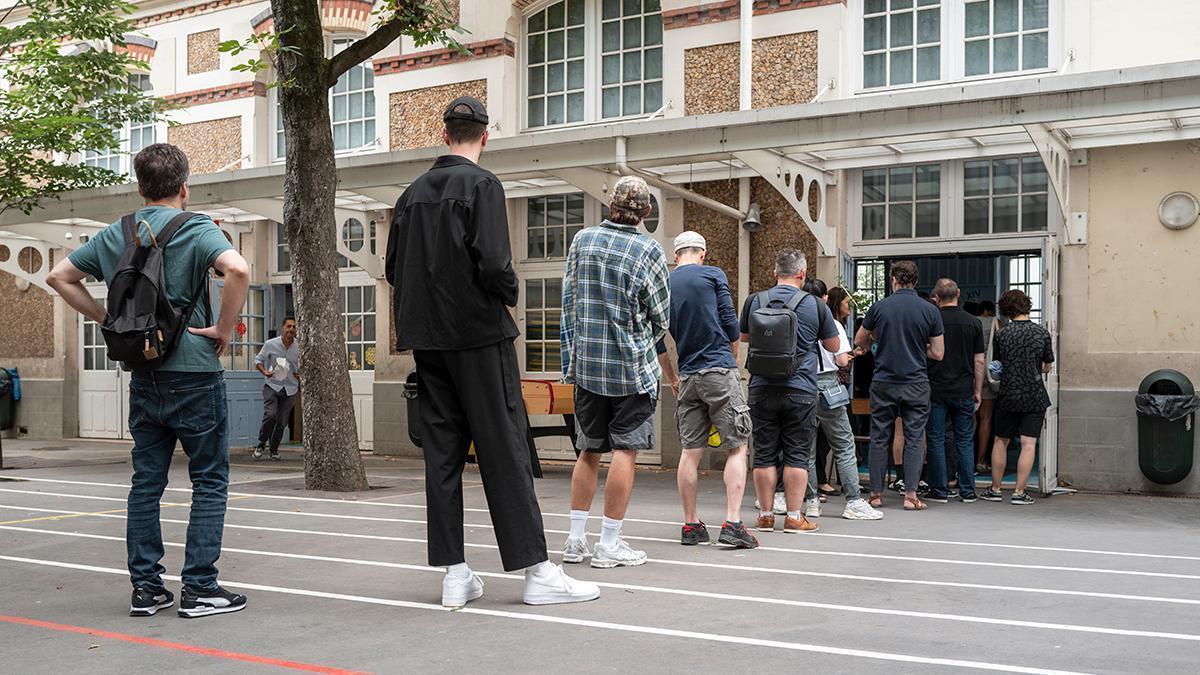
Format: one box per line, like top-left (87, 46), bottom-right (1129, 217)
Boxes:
top-left (0, 495), bottom-right (253, 526)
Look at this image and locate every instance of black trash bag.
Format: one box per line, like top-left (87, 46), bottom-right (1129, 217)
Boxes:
top-left (0, 369), bottom-right (11, 398)
top-left (1135, 394), bottom-right (1200, 422)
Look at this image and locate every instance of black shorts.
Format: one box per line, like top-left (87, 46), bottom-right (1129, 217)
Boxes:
top-left (748, 386), bottom-right (819, 469)
top-left (993, 408), bottom-right (1046, 440)
top-left (574, 387), bottom-right (657, 453)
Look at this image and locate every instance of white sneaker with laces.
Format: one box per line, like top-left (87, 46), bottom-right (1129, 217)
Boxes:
top-left (562, 536), bottom-right (590, 564)
top-left (590, 539), bottom-right (648, 568)
top-left (441, 572), bottom-right (484, 608)
top-left (772, 491), bottom-right (787, 515)
top-left (523, 564), bottom-right (600, 605)
top-left (805, 498), bottom-right (822, 518)
top-left (842, 498), bottom-right (884, 521)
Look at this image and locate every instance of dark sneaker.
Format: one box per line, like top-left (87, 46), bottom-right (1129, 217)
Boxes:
top-left (179, 585), bottom-right (247, 618)
top-left (960, 493), bottom-right (979, 503)
top-left (252, 444), bottom-right (265, 461)
top-left (887, 479), bottom-right (905, 493)
top-left (130, 587), bottom-right (174, 616)
top-left (980, 488), bottom-right (1004, 502)
top-left (269, 451), bottom-right (281, 461)
top-left (1011, 492), bottom-right (1035, 506)
top-left (924, 493), bottom-right (950, 504)
top-left (718, 521), bottom-right (759, 549)
top-left (680, 522), bottom-right (710, 546)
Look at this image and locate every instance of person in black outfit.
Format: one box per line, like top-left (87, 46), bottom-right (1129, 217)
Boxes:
top-left (981, 289), bottom-right (1054, 506)
top-left (386, 96), bottom-right (598, 608)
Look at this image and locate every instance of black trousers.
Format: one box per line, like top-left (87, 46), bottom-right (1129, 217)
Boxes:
top-left (414, 340), bottom-right (548, 572)
top-left (258, 384), bottom-right (295, 452)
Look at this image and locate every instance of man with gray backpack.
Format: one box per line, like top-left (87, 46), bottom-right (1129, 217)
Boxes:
top-left (739, 250), bottom-right (840, 534)
top-left (47, 143), bottom-right (251, 618)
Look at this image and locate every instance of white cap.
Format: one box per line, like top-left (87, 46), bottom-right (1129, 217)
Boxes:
top-left (673, 231), bottom-right (707, 253)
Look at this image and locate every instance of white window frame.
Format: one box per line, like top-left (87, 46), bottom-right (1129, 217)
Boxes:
top-left (849, 0), bottom-right (1062, 94)
top-left (962, 154), bottom-right (1052, 236)
top-left (339, 281), bottom-right (377, 372)
top-left (963, 0), bottom-right (1052, 78)
top-left (1003, 252), bottom-right (1044, 323)
top-left (859, 162), bottom-right (945, 241)
top-left (83, 73), bottom-right (158, 177)
top-left (861, 0), bottom-right (944, 89)
top-left (521, 0), bottom-right (664, 132)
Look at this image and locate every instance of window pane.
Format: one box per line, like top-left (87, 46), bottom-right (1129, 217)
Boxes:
top-left (1022, 157), bottom-right (1048, 192)
top-left (965, 1), bottom-right (990, 38)
top-left (529, 10), bottom-right (545, 33)
top-left (333, 124), bottom-right (348, 150)
top-left (644, 82), bottom-right (662, 112)
top-left (567, 194), bottom-right (585, 222)
top-left (603, 0), bottom-right (620, 19)
top-left (889, 203), bottom-right (913, 238)
top-left (529, 66), bottom-right (545, 95)
top-left (916, 46), bottom-right (940, 82)
top-left (526, 278), bottom-right (543, 309)
top-left (545, 347), bottom-right (562, 374)
top-left (623, 85), bottom-right (641, 115)
top-left (1024, 0), bottom-right (1049, 29)
top-left (547, 227), bottom-right (566, 258)
top-left (529, 228), bottom-right (545, 258)
top-left (547, 1), bottom-right (564, 29)
top-left (864, 16), bottom-right (886, 51)
top-left (917, 8), bottom-right (940, 44)
top-left (1023, 31), bottom-right (1048, 69)
top-left (349, 121), bottom-right (363, 148)
top-left (916, 164), bottom-right (940, 199)
top-left (603, 87), bottom-right (621, 118)
top-left (890, 11), bottom-right (913, 47)
top-left (567, 92), bottom-right (585, 121)
top-left (623, 0), bottom-right (640, 15)
top-left (349, 92), bottom-right (363, 118)
top-left (529, 34), bottom-right (545, 64)
top-left (548, 62), bottom-right (564, 92)
top-left (966, 39), bottom-right (989, 75)
top-left (863, 169), bottom-right (887, 203)
top-left (546, 277), bottom-right (562, 307)
top-left (528, 97), bottom-right (545, 127)
top-left (993, 158), bottom-right (1019, 194)
top-left (964, 160), bottom-right (990, 196)
top-left (864, 53), bottom-right (887, 88)
top-left (889, 166), bottom-right (914, 201)
top-left (993, 35), bottom-right (1018, 73)
top-left (645, 47), bottom-right (662, 79)
top-left (994, 0), bottom-right (1018, 33)
top-left (526, 343), bottom-right (545, 372)
top-left (333, 95), bottom-right (348, 122)
top-left (993, 196), bottom-right (1019, 232)
top-left (964, 198), bottom-right (989, 234)
top-left (568, 27), bottom-right (585, 58)
top-left (890, 49), bottom-right (913, 85)
top-left (891, 0), bottom-right (913, 9)
top-left (568, 0), bottom-right (585, 24)
top-left (547, 196), bottom-right (565, 226)
top-left (547, 94), bottom-right (565, 125)
top-left (547, 29), bottom-right (565, 60)
top-left (645, 15), bottom-right (663, 45)
top-left (623, 51), bottom-right (641, 82)
top-left (623, 18), bottom-right (641, 49)
top-left (1022, 195), bottom-right (1048, 231)
top-left (915, 202), bottom-right (940, 237)
top-left (866, 0), bottom-right (886, 13)
top-left (603, 21), bottom-right (620, 52)
top-left (863, 205), bottom-right (887, 240)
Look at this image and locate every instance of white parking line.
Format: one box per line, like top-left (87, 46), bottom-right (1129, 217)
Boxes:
top-left (1, 487), bottom-right (1195, 581)
top-left (7, 475), bottom-right (1199, 562)
top-left (3, 504), bottom-right (1199, 608)
top-left (0, 554), bottom-right (1121, 674)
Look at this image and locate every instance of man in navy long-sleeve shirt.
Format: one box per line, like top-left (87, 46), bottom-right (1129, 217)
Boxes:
top-left (657, 232), bottom-right (757, 549)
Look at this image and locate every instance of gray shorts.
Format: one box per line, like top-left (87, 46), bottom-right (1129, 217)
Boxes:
top-left (676, 368), bottom-right (751, 450)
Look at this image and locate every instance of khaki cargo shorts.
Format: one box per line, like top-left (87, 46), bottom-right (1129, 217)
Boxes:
top-left (676, 367), bottom-right (751, 450)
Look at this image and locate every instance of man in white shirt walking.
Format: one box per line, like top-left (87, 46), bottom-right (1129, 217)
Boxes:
top-left (253, 317), bottom-right (300, 461)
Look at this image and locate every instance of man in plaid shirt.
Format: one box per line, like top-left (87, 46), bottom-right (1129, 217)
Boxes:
top-left (560, 175), bottom-right (670, 570)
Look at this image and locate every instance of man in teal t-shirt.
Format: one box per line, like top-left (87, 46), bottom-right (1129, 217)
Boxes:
top-left (47, 143), bottom-right (251, 618)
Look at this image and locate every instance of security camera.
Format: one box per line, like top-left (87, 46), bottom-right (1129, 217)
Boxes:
top-left (742, 204), bottom-right (763, 232)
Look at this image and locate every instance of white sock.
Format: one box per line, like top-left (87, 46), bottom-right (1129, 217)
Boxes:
top-left (760, 510), bottom-right (773, 518)
top-left (787, 510), bottom-right (802, 520)
top-left (447, 562), bottom-right (472, 580)
top-left (525, 560), bottom-right (557, 578)
top-left (569, 510), bottom-right (589, 540)
top-left (599, 516), bottom-right (622, 549)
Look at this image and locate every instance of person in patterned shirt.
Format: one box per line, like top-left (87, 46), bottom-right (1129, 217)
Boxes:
top-left (560, 175), bottom-right (670, 570)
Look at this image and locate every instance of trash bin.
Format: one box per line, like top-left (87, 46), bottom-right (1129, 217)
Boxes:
top-left (0, 368), bottom-right (17, 431)
top-left (1135, 369), bottom-right (1199, 485)
top-left (403, 368), bottom-right (421, 448)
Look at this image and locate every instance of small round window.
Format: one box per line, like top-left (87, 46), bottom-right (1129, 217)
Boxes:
top-left (642, 195), bottom-right (660, 234)
top-left (342, 218), bottom-right (365, 252)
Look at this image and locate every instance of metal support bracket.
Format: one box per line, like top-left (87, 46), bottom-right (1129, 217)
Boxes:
top-left (224, 199), bottom-right (382, 278)
top-left (1024, 124), bottom-right (1078, 217)
top-left (2, 222), bottom-right (104, 251)
top-left (732, 150), bottom-right (836, 255)
top-left (546, 168), bottom-right (613, 204)
top-left (0, 236), bottom-right (56, 293)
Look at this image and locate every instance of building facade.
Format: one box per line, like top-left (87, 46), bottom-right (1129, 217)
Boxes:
top-left (2, 0), bottom-right (1199, 494)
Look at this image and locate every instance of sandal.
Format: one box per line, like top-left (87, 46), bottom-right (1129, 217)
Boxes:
top-left (903, 496), bottom-right (927, 511)
top-left (868, 494), bottom-right (884, 508)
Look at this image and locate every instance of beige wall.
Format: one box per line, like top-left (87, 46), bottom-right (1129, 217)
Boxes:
top-left (1060, 140), bottom-right (1200, 390)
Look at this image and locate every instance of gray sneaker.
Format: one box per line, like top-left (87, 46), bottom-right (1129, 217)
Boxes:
top-left (590, 539), bottom-right (648, 569)
top-left (842, 498), bottom-right (884, 521)
top-left (562, 537), bottom-right (590, 564)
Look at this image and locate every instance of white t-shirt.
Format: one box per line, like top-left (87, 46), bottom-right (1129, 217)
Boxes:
top-left (819, 320), bottom-right (851, 374)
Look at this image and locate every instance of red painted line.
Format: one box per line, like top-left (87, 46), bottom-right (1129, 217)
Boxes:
top-left (0, 615), bottom-right (369, 674)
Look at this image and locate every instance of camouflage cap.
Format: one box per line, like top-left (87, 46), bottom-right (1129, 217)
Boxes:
top-left (609, 175), bottom-right (652, 214)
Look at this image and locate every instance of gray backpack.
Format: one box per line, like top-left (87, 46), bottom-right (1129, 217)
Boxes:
top-left (746, 290), bottom-right (823, 378)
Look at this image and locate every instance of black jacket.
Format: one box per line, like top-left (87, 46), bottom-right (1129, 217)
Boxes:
top-left (386, 155), bottom-right (519, 351)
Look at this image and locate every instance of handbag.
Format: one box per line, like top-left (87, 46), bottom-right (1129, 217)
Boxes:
top-left (819, 381), bottom-right (850, 410)
top-left (984, 318), bottom-right (1002, 388)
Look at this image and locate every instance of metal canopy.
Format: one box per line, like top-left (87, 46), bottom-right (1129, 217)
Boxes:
top-left (5, 60), bottom-right (1200, 283)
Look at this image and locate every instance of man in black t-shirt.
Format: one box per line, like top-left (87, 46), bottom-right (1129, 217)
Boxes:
top-left (926, 279), bottom-right (985, 503)
top-left (854, 261), bottom-right (945, 511)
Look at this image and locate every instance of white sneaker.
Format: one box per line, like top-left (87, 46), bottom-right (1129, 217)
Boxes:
top-left (805, 498), bottom-right (822, 518)
top-left (523, 564), bottom-right (600, 605)
top-left (773, 491), bottom-right (787, 515)
top-left (590, 539), bottom-right (648, 568)
top-left (843, 498), bottom-right (884, 521)
top-left (441, 572), bottom-right (484, 608)
top-left (562, 537), bottom-right (590, 564)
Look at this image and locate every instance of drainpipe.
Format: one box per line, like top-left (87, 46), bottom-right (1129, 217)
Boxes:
top-left (614, 137), bottom-right (745, 222)
top-left (737, 0), bottom-right (753, 311)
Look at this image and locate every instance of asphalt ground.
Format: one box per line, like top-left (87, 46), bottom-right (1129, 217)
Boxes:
top-left (1, 440), bottom-right (1199, 674)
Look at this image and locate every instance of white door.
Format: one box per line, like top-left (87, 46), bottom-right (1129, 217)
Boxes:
top-left (1039, 235), bottom-right (1060, 493)
top-left (341, 281), bottom-right (375, 450)
top-left (78, 299), bottom-right (129, 439)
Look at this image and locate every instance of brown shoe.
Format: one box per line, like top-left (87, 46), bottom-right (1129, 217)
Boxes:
top-left (784, 515), bottom-right (820, 533)
top-left (754, 514), bottom-right (776, 532)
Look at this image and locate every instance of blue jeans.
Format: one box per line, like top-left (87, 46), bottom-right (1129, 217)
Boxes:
top-left (927, 397), bottom-right (977, 498)
top-left (126, 371), bottom-right (229, 592)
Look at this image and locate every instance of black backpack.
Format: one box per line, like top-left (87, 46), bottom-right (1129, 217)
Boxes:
top-left (100, 212), bottom-right (210, 369)
top-left (745, 289), bottom-right (825, 378)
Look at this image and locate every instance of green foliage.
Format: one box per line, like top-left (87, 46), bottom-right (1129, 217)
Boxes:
top-left (0, 0), bottom-right (167, 215)
top-left (374, 0), bottom-right (467, 51)
top-left (218, 28), bottom-right (299, 87)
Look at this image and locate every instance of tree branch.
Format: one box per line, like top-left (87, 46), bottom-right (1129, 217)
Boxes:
top-left (326, 18), bottom-right (411, 87)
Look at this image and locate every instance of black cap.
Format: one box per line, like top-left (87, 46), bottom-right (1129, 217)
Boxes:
top-left (443, 96), bottom-right (489, 125)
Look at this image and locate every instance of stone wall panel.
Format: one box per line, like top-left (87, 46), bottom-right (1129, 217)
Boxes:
top-left (389, 79), bottom-right (487, 151)
top-left (186, 29), bottom-right (220, 74)
top-left (0, 273), bottom-right (54, 358)
top-left (168, 116), bottom-right (242, 174)
top-left (684, 32), bottom-right (819, 116)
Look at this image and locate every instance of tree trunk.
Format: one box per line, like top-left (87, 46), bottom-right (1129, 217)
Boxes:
top-left (272, 0), bottom-right (368, 491)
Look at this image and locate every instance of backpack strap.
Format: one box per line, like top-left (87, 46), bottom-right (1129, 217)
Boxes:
top-left (783, 289), bottom-right (808, 311)
top-left (120, 214), bottom-right (138, 249)
top-left (155, 211), bottom-right (199, 248)
top-left (756, 290), bottom-right (772, 312)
